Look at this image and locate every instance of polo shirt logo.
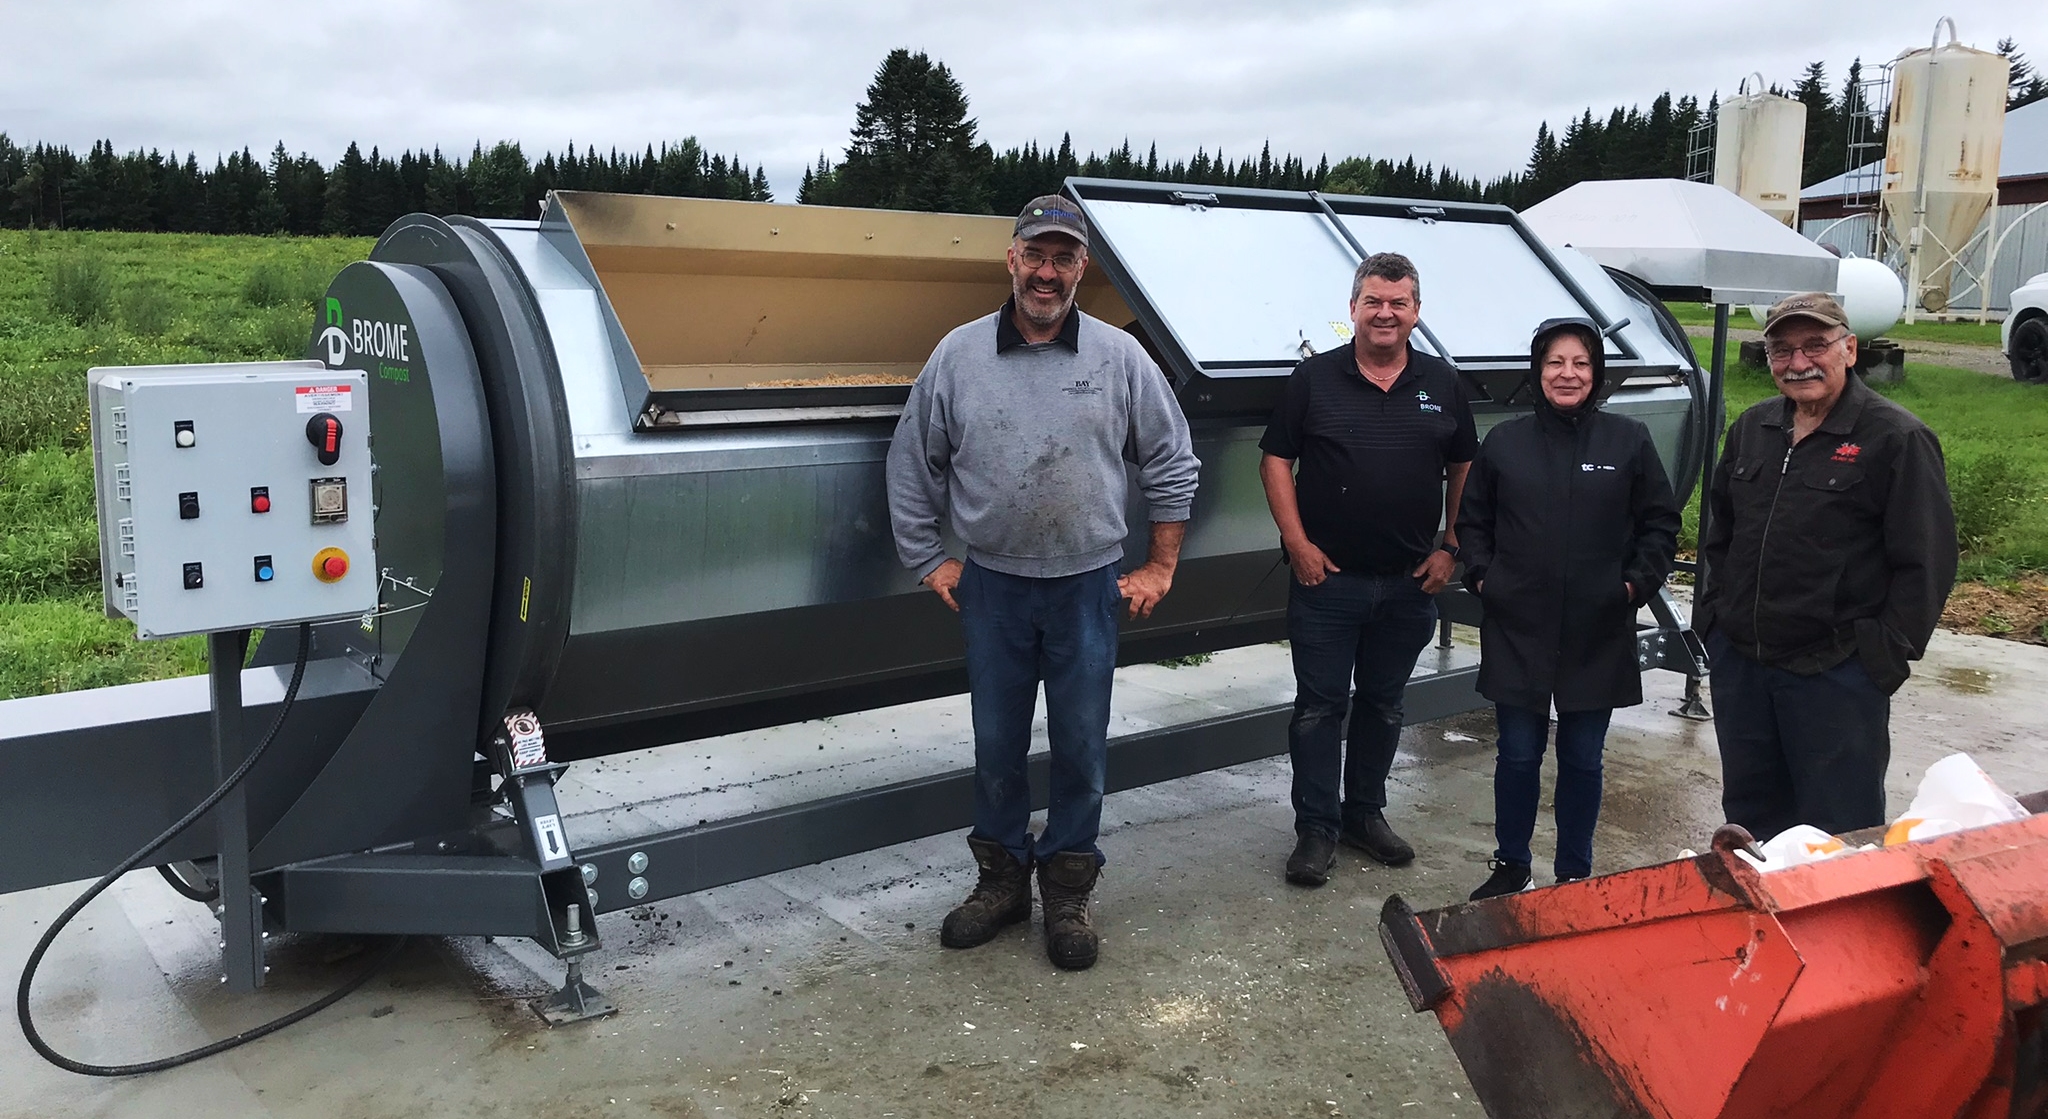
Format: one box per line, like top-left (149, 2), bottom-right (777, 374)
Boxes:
top-left (1581, 463), bottom-right (1617, 472)
top-left (1062, 378), bottom-right (1102, 397)
top-left (1416, 390), bottom-right (1442, 414)
top-left (1832, 442), bottom-right (1862, 463)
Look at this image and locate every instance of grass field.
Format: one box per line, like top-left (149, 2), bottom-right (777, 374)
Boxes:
top-left (1665, 301), bottom-right (2006, 348)
top-left (1683, 335), bottom-right (2048, 589)
top-left (0, 232), bottom-right (2042, 697)
top-left (0, 229), bottom-right (373, 697)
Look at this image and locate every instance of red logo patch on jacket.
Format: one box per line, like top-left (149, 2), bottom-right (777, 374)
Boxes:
top-left (1831, 442), bottom-right (1862, 463)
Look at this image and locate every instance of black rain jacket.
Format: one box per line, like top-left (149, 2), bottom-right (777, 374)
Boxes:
top-left (1694, 373), bottom-right (1957, 694)
top-left (1457, 323), bottom-right (1682, 712)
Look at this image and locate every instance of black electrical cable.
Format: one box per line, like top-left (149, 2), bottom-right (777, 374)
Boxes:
top-left (155, 865), bottom-right (220, 904)
top-left (16, 624), bottom-right (406, 1076)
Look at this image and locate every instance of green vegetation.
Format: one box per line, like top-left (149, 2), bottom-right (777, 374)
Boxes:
top-left (1665, 302), bottom-right (2005, 348)
top-left (1679, 335), bottom-right (2048, 580)
top-left (1154, 653), bottom-right (1215, 669)
top-left (0, 228), bottom-right (372, 698)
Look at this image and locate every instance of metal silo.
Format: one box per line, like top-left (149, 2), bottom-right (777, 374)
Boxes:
top-left (1884, 18), bottom-right (2010, 317)
top-left (1714, 75), bottom-right (1807, 227)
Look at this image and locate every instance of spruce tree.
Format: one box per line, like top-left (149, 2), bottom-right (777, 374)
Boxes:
top-left (821, 49), bottom-right (993, 212)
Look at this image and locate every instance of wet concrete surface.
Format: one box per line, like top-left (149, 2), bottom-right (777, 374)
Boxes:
top-left (2, 628), bottom-right (2043, 1118)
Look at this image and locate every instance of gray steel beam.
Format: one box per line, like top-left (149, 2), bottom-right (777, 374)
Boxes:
top-left (576, 665), bottom-right (1480, 914)
top-left (270, 854), bottom-right (552, 940)
top-left (0, 660), bottom-right (378, 894)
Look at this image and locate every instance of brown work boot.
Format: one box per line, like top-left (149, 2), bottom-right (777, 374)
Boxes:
top-left (1036, 851), bottom-right (1101, 970)
top-left (939, 837), bottom-right (1032, 949)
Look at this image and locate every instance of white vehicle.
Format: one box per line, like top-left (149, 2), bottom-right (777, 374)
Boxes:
top-left (2007, 271), bottom-right (2048, 383)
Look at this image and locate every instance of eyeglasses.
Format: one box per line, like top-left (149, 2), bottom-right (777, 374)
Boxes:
top-left (1766, 333), bottom-right (1847, 364)
top-left (1357, 297), bottom-right (1415, 313)
top-left (1018, 248), bottom-right (1083, 274)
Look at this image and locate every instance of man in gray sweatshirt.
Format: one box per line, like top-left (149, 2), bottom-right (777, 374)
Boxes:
top-left (886, 195), bottom-right (1199, 971)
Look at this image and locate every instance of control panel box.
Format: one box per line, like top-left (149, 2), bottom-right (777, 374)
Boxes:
top-left (89, 361), bottom-right (378, 639)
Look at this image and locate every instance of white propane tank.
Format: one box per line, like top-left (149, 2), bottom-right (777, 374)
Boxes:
top-left (1747, 260), bottom-right (1903, 340)
top-left (1837, 258), bottom-right (1906, 341)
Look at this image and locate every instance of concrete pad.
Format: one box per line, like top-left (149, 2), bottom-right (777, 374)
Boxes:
top-left (3, 630), bottom-right (2043, 1118)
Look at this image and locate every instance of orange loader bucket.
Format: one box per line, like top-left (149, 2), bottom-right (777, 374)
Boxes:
top-left (1380, 792), bottom-right (2048, 1119)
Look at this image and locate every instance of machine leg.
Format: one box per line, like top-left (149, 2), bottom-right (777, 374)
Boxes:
top-left (1438, 616), bottom-right (1452, 650)
top-left (534, 905), bottom-right (615, 1026)
top-left (1673, 675), bottom-right (1712, 722)
top-left (208, 630), bottom-right (265, 992)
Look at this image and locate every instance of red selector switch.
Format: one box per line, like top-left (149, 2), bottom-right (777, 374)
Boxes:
top-left (305, 413), bottom-right (343, 467)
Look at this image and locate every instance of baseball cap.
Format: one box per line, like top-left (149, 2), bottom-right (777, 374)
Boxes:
top-left (1762, 292), bottom-right (1849, 336)
top-left (1014, 195), bottom-right (1089, 248)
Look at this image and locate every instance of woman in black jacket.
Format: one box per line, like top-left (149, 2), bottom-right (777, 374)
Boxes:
top-left (1456, 318), bottom-right (1681, 900)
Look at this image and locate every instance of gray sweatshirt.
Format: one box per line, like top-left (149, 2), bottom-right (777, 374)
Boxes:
top-left (886, 307), bottom-right (1200, 580)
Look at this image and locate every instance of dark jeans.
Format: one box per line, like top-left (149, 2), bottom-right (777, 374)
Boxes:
top-left (958, 559), bottom-right (1121, 866)
top-left (1708, 631), bottom-right (1890, 839)
top-left (1285, 571), bottom-right (1439, 840)
top-left (1493, 703), bottom-right (1612, 879)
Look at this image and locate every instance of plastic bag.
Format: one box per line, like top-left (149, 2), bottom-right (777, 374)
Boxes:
top-left (1736, 825), bottom-right (1860, 871)
top-left (1884, 754), bottom-right (2029, 846)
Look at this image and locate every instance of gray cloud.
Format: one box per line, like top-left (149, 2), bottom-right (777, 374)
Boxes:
top-left (8, 0), bottom-right (2043, 201)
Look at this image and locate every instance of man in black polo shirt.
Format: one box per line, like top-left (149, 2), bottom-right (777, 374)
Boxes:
top-left (1259, 252), bottom-right (1477, 887)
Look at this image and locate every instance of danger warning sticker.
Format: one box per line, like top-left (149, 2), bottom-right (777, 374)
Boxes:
top-left (295, 384), bottom-right (354, 413)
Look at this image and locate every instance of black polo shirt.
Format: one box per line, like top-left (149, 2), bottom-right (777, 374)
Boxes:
top-left (1259, 342), bottom-right (1477, 575)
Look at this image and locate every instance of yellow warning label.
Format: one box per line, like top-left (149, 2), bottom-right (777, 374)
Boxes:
top-left (520, 577), bottom-right (531, 622)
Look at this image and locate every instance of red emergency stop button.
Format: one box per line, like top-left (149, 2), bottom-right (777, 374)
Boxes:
top-left (312, 547), bottom-right (351, 583)
top-left (251, 486), bottom-right (271, 514)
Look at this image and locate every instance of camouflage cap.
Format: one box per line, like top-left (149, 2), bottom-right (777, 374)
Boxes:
top-left (1014, 195), bottom-right (1089, 248)
top-left (1762, 291), bottom-right (1850, 336)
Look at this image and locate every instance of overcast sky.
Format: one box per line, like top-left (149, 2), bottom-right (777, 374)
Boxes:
top-left (8, 0), bottom-right (2044, 201)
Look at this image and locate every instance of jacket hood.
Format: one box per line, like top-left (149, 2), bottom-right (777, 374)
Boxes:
top-left (1528, 317), bottom-right (1607, 421)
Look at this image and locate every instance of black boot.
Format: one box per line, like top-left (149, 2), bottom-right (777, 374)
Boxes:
top-left (1036, 851), bottom-right (1100, 970)
top-left (1285, 833), bottom-right (1338, 887)
top-left (1339, 811), bottom-right (1416, 866)
top-left (1469, 859), bottom-right (1533, 901)
top-left (940, 837), bottom-right (1032, 949)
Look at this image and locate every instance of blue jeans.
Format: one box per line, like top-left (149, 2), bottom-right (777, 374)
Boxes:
top-left (1493, 703), bottom-right (1612, 879)
top-left (957, 559), bottom-right (1121, 866)
top-left (1708, 631), bottom-right (1890, 839)
top-left (1285, 571), bottom-right (1440, 840)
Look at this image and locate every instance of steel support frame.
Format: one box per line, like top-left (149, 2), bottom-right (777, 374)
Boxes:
top-left (572, 665), bottom-right (1482, 915)
top-left (209, 629), bottom-right (265, 992)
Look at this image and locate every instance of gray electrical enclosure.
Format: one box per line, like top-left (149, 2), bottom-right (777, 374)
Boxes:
top-left (89, 360), bottom-right (379, 639)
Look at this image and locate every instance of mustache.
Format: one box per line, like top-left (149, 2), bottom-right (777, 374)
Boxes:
top-left (1777, 370), bottom-right (1827, 382)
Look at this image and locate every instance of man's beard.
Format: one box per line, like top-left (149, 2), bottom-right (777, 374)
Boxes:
top-left (1014, 274), bottom-right (1075, 327)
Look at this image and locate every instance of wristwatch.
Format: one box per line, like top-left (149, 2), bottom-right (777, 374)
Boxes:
top-left (1437, 542), bottom-right (1461, 559)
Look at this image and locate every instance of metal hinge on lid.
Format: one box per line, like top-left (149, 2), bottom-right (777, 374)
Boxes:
top-left (1170, 191), bottom-right (1219, 210)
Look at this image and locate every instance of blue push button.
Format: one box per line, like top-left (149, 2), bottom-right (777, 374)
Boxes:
top-left (254, 555), bottom-right (275, 582)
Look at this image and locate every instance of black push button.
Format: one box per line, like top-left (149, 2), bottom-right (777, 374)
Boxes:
top-left (178, 491), bottom-right (200, 520)
top-left (253, 555), bottom-right (275, 582)
top-left (182, 562), bottom-right (204, 590)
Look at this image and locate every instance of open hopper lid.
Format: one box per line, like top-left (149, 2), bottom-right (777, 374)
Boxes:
top-left (1521, 178), bottom-right (1840, 304)
top-left (1062, 178), bottom-right (1647, 407)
